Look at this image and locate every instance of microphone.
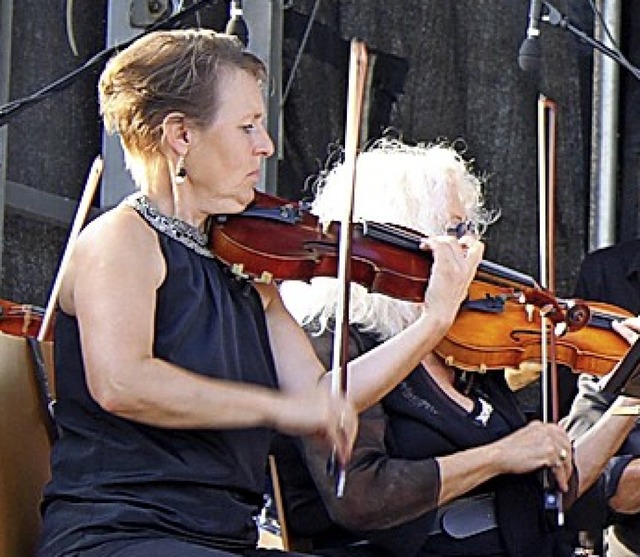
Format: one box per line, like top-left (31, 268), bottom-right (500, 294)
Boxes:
top-left (518, 0), bottom-right (543, 72)
top-left (225, 0), bottom-right (249, 47)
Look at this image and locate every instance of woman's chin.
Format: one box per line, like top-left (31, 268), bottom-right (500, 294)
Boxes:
top-left (238, 188), bottom-right (256, 209)
top-left (208, 187), bottom-right (257, 215)
top-left (218, 190), bottom-right (255, 214)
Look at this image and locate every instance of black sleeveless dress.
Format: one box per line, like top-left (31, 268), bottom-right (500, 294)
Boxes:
top-left (37, 194), bottom-right (278, 556)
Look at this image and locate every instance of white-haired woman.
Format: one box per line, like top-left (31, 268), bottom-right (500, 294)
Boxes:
top-left (275, 138), bottom-right (640, 557)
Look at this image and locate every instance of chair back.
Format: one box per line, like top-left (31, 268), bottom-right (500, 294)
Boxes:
top-left (0, 333), bottom-right (54, 557)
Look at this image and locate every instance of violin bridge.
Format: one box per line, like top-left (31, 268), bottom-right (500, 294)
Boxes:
top-left (230, 264), bottom-right (272, 285)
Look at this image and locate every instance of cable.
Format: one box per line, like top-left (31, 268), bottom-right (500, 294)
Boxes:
top-left (0, 0), bottom-right (217, 126)
top-left (588, 0), bottom-right (620, 52)
top-left (586, 0), bottom-right (636, 76)
top-left (280, 0), bottom-right (321, 112)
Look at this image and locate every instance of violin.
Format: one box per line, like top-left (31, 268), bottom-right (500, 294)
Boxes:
top-left (440, 288), bottom-right (632, 376)
top-left (210, 190), bottom-right (632, 376)
top-left (0, 298), bottom-right (50, 339)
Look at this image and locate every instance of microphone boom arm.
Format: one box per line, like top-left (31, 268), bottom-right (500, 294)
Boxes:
top-left (542, 1), bottom-right (640, 82)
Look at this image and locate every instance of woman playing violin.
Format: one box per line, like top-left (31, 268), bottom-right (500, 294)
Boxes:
top-left (36, 30), bottom-right (483, 557)
top-left (274, 138), bottom-right (640, 557)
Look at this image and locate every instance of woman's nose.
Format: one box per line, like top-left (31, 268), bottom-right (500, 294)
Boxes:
top-left (256, 125), bottom-right (275, 158)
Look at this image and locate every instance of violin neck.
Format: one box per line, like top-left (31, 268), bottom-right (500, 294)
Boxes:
top-left (587, 309), bottom-right (626, 328)
top-left (476, 260), bottom-right (538, 290)
top-left (361, 221), bottom-right (539, 290)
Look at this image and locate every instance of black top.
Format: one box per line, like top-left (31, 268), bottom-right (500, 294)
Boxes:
top-left (38, 196), bottom-right (278, 556)
top-left (274, 326), bottom-right (574, 557)
top-left (572, 239), bottom-right (640, 314)
top-left (562, 239), bottom-right (640, 552)
top-left (377, 366), bottom-right (556, 557)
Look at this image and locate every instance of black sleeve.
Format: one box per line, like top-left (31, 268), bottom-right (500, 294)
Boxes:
top-left (561, 374), bottom-right (615, 440)
top-left (301, 403), bottom-right (441, 532)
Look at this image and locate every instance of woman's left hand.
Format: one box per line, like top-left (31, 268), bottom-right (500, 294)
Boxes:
top-left (613, 316), bottom-right (640, 345)
top-left (420, 235), bottom-right (484, 323)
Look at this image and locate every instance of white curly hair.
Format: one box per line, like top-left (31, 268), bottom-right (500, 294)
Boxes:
top-left (280, 138), bottom-right (498, 341)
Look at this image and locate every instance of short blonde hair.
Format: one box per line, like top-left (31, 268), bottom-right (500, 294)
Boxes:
top-left (98, 29), bottom-right (265, 185)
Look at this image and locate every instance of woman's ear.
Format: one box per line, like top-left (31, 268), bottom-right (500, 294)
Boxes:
top-left (162, 112), bottom-right (191, 155)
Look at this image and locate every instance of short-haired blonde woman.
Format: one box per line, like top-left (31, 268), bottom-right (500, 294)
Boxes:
top-left (36, 30), bottom-right (482, 557)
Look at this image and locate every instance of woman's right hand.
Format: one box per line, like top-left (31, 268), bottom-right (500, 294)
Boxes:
top-left (273, 389), bottom-right (358, 466)
top-left (494, 420), bottom-right (573, 492)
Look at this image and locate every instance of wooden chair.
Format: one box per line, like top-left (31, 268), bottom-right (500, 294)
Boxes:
top-left (267, 455), bottom-right (291, 550)
top-left (266, 453), bottom-right (318, 553)
top-left (0, 333), bottom-right (54, 557)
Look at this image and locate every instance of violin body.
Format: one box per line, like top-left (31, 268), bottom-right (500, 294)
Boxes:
top-left (437, 284), bottom-right (632, 376)
top-left (211, 190), bottom-right (633, 377)
top-left (211, 190), bottom-right (435, 300)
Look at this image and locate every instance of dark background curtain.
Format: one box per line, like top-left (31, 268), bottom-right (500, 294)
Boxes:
top-left (279, 0), bottom-right (590, 297)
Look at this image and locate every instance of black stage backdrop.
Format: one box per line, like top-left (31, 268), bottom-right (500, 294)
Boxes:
top-left (279, 0), bottom-right (590, 297)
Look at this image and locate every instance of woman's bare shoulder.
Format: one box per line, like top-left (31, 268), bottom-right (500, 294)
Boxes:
top-left (59, 204), bottom-right (165, 314)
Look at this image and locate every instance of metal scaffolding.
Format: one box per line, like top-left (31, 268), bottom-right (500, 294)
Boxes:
top-left (590, 0), bottom-right (622, 250)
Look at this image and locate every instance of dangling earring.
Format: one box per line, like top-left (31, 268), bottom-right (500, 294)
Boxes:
top-left (175, 154), bottom-right (187, 185)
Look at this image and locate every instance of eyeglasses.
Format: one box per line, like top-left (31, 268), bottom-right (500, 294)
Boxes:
top-left (445, 220), bottom-right (479, 239)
